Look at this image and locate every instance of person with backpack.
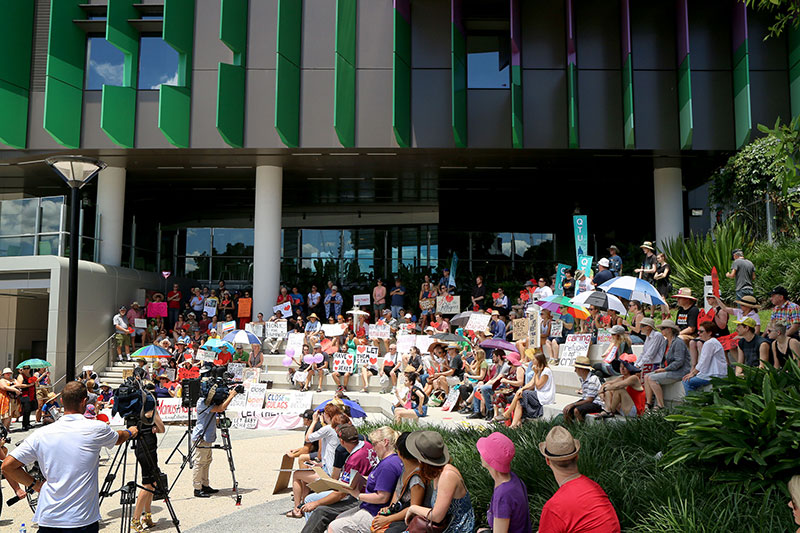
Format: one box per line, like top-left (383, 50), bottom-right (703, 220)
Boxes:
top-left (392, 371), bottom-right (428, 421)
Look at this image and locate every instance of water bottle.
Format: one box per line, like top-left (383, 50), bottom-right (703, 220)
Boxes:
top-left (20, 523), bottom-right (27, 533)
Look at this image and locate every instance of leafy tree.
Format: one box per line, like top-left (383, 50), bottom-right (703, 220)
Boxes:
top-left (745, 0), bottom-right (800, 38)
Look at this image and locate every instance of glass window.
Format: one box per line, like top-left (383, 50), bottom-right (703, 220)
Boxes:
top-left (467, 35), bottom-right (510, 89)
top-left (139, 36), bottom-right (179, 90)
top-left (513, 233), bottom-right (555, 261)
top-left (38, 235), bottom-right (60, 256)
top-left (0, 237), bottom-right (35, 257)
top-left (472, 232), bottom-right (512, 260)
top-left (213, 228), bottom-right (254, 256)
top-left (282, 228), bottom-right (299, 262)
top-left (342, 230), bottom-right (355, 260)
top-left (185, 228), bottom-right (211, 257)
top-left (0, 198), bottom-right (37, 235)
top-left (39, 197), bottom-right (64, 234)
top-left (85, 37), bottom-right (125, 90)
top-left (301, 230), bottom-right (341, 260)
top-left (213, 258), bottom-right (252, 282)
top-left (182, 257), bottom-right (209, 280)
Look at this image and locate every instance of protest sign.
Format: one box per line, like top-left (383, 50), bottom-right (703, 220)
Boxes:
top-left (322, 324), bottom-right (347, 337)
top-left (419, 298), bottom-right (436, 311)
top-left (246, 383), bottom-right (268, 409)
top-left (436, 295), bottom-right (460, 315)
top-left (354, 345), bottom-right (380, 369)
top-left (273, 302), bottom-right (292, 317)
top-left (154, 398), bottom-right (194, 422)
top-left (353, 294), bottom-right (370, 306)
top-left (415, 335), bottom-right (435, 354)
top-left (332, 352), bottom-right (355, 373)
top-left (573, 215), bottom-right (588, 263)
top-left (286, 332), bottom-right (305, 355)
top-left (196, 349), bottom-right (217, 362)
top-left (147, 302), bottom-right (168, 318)
top-left (165, 369), bottom-right (176, 382)
top-left (396, 333), bottom-right (415, 354)
top-left (465, 313), bottom-right (491, 332)
top-left (550, 321), bottom-right (563, 338)
top-left (368, 324), bottom-right (390, 340)
top-left (237, 297), bottom-right (252, 318)
top-left (242, 368), bottom-right (261, 384)
top-left (265, 321), bottom-right (287, 339)
top-left (134, 318), bottom-right (147, 329)
top-left (512, 318), bottom-right (530, 341)
top-left (576, 254), bottom-right (593, 296)
top-left (558, 334), bottom-right (592, 367)
top-left (203, 299), bottom-right (218, 317)
top-left (222, 320), bottom-right (236, 333)
top-left (528, 306), bottom-right (542, 348)
top-left (262, 391), bottom-right (312, 414)
top-left (228, 362), bottom-right (245, 381)
top-left (230, 410), bottom-right (306, 431)
top-left (228, 389), bottom-right (249, 410)
top-left (596, 328), bottom-right (612, 346)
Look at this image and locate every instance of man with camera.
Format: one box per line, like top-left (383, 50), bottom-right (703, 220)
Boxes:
top-left (1, 381), bottom-right (138, 533)
top-left (192, 370), bottom-right (242, 498)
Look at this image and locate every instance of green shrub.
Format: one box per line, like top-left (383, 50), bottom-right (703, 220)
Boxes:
top-left (662, 360), bottom-right (800, 496)
top-left (750, 239), bottom-right (800, 302)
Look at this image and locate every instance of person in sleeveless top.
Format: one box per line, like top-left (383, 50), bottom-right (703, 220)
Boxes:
top-left (597, 358), bottom-right (645, 417)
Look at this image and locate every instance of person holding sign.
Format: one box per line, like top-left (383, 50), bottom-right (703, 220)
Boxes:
top-left (418, 282), bottom-right (436, 330)
top-left (545, 306), bottom-right (575, 365)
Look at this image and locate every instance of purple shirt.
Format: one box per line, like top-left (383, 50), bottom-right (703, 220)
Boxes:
top-left (360, 454), bottom-right (404, 516)
top-left (487, 472), bottom-right (532, 533)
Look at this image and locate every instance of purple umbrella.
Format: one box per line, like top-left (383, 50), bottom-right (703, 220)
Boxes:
top-left (479, 339), bottom-right (519, 353)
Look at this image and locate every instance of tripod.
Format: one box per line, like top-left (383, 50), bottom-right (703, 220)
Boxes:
top-left (169, 409), bottom-right (241, 505)
top-left (99, 422), bottom-right (181, 533)
top-left (165, 402), bottom-right (194, 467)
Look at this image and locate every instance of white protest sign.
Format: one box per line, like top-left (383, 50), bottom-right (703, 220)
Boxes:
top-left (153, 398), bottom-right (195, 422)
top-left (228, 388), bottom-right (249, 411)
top-left (196, 349), bottom-right (217, 362)
top-left (242, 368), bottom-right (261, 384)
top-left (465, 313), bottom-right (491, 332)
top-left (550, 321), bottom-right (563, 338)
top-left (436, 295), bottom-right (460, 315)
top-left (286, 332), bottom-right (305, 355)
top-left (528, 306), bottom-right (542, 349)
top-left (134, 318), bottom-right (147, 329)
top-left (368, 324), bottom-right (390, 340)
top-left (227, 362), bottom-right (245, 381)
top-left (512, 318), bottom-right (529, 341)
top-left (332, 352), bottom-right (355, 373)
top-left (229, 409), bottom-right (306, 431)
top-left (204, 299), bottom-right (218, 317)
top-left (353, 294), bottom-right (370, 306)
top-left (322, 324), bottom-right (347, 337)
top-left (415, 335), bottom-right (435, 354)
top-left (396, 334), bottom-right (416, 354)
top-left (246, 383), bottom-right (268, 409)
top-left (273, 301), bottom-right (292, 317)
top-left (558, 334), bottom-right (592, 367)
top-left (597, 328), bottom-right (612, 346)
top-left (265, 321), bottom-right (287, 339)
top-left (354, 344), bottom-right (380, 369)
top-left (262, 391), bottom-right (312, 414)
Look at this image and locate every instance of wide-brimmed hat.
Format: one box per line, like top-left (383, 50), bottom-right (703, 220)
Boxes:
top-left (477, 432), bottom-right (515, 473)
top-left (407, 431), bottom-right (450, 466)
top-left (735, 295), bottom-right (759, 308)
top-left (1, 367), bottom-right (12, 375)
top-left (608, 245), bottom-right (619, 253)
top-left (658, 319), bottom-right (680, 332)
top-left (640, 241), bottom-right (654, 251)
top-left (620, 360), bottom-right (641, 374)
top-left (573, 356), bottom-right (593, 370)
top-left (506, 351), bottom-right (522, 366)
top-left (539, 426), bottom-right (581, 462)
top-left (308, 313), bottom-right (319, 319)
top-left (428, 342), bottom-right (447, 353)
top-left (609, 325), bottom-right (626, 335)
top-left (131, 301), bottom-right (140, 307)
top-left (404, 364), bottom-right (418, 373)
top-left (672, 287), bottom-right (696, 300)
top-left (46, 392), bottom-right (58, 401)
top-left (598, 258), bottom-right (610, 268)
top-left (640, 317), bottom-right (656, 329)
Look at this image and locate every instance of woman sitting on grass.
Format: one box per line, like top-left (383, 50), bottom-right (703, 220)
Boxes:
top-left (597, 358), bottom-right (645, 418)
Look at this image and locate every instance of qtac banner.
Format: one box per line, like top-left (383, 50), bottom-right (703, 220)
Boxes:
top-left (575, 254), bottom-right (594, 295)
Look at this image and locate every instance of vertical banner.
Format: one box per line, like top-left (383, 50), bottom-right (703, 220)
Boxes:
top-left (554, 263), bottom-right (571, 296)
top-left (573, 215), bottom-right (588, 263)
top-left (448, 253), bottom-right (458, 288)
top-left (575, 254), bottom-right (593, 295)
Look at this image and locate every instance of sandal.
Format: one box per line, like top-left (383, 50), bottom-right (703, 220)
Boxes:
top-left (316, 388), bottom-right (322, 393)
top-left (285, 507), bottom-right (303, 518)
top-left (598, 411), bottom-right (615, 419)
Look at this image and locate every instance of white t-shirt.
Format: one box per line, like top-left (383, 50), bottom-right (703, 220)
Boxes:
top-left (536, 367), bottom-right (556, 405)
top-left (11, 414), bottom-right (119, 528)
top-left (112, 313), bottom-right (128, 332)
top-left (307, 424), bottom-right (340, 475)
top-left (696, 337), bottom-right (728, 379)
top-left (533, 286), bottom-right (553, 301)
top-left (383, 350), bottom-right (398, 366)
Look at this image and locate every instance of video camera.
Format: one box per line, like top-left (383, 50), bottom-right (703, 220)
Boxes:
top-left (112, 376), bottom-right (157, 426)
top-left (199, 365), bottom-right (245, 406)
top-left (0, 423), bottom-right (10, 444)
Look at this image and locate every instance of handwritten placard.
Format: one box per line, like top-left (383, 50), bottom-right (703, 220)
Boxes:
top-left (246, 383), bottom-right (268, 409)
top-left (203, 299), bottom-right (218, 317)
top-left (436, 295), bottom-right (460, 315)
top-left (165, 369), bottom-right (176, 382)
top-left (354, 344), bottom-right (380, 369)
top-left (596, 328), bottom-right (612, 346)
top-left (332, 352), bottom-right (355, 373)
top-left (286, 332), bottom-right (305, 355)
top-left (420, 298), bottom-right (436, 311)
top-left (134, 318), bottom-right (147, 329)
top-left (273, 302), bottom-right (292, 318)
top-left (396, 334), bottom-right (416, 354)
top-left (528, 306), bottom-right (542, 349)
top-left (512, 318), bottom-right (529, 341)
top-left (368, 324), bottom-right (390, 339)
top-left (228, 387), bottom-right (249, 410)
top-left (559, 334), bottom-right (592, 367)
top-left (353, 294), bottom-right (371, 306)
top-left (242, 368), bottom-right (261, 384)
top-left (227, 362), bottom-right (246, 381)
top-left (265, 321), bottom-right (287, 339)
top-left (465, 313), bottom-right (491, 332)
top-left (550, 321), bottom-right (563, 338)
top-left (196, 349), bottom-right (217, 362)
top-left (147, 302), bottom-right (168, 318)
top-left (237, 297), bottom-right (252, 318)
top-left (415, 335), bottom-right (435, 354)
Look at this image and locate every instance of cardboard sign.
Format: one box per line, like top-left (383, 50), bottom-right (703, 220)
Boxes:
top-left (261, 391), bottom-right (312, 414)
top-left (550, 321), bottom-right (563, 338)
top-left (147, 302), bottom-right (168, 318)
top-left (133, 318), bottom-right (147, 329)
top-left (222, 320), bottom-right (236, 333)
top-left (559, 334), bottom-right (592, 367)
top-left (465, 313), bottom-right (491, 332)
top-left (322, 324), bottom-right (347, 337)
top-left (203, 299), bottom-right (218, 317)
top-left (512, 318), bottom-right (530, 341)
top-left (597, 328), bottom-right (612, 346)
top-left (415, 335), bottom-right (435, 354)
top-left (153, 398), bottom-right (195, 422)
top-left (242, 368), bottom-right (261, 384)
top-left (265, 321), bottom-right (287, 339)
top-left (273, 302), bottom-right (292, 318)
top-left (353, 294), bottom-right (371, 306)
top-left (368, 324), bottom-right (390, 339)
top-left (237, 297), bottom-right (252, 318)
top-left (246, 383), bottom-right (268, 409)
top-left (229, 410), bottom-right (305, 431)
top-left (309, 467), bottom-right (365, 494)
top-left (355, 344), bottom-right (380, 369)
top-left (528, 306), bottom-right (542, 349)
top-left (246, 322), bottom-right (266, 338)
top-left (332, 352), bottom-right (355, 373)
top-left (436, 295), bottom-right (460, 315)
top-left (196, 349), bottom-right (217, 362)
top-left (286, 332), bottom-right (305, 355)
top-left (419, 298), bottom-right (436, 311)
top-left (441, 387), bottom-right (460, 412)
top-left (396, 333), bottom-right (416, 354)
top-left (228, 389), bottom-right (249, 411)
top-left (228, 362), bottom-right (246, 381)
top-left (122, 368), bottom-right (134, 380)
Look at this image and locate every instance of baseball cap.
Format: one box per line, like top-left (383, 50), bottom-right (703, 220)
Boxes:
top-left (735, 317), bottom-right (758, 329)
top-left (771, 286), bottom-right (789, 298)
top-left (337, 423), bottom-right (360, 443)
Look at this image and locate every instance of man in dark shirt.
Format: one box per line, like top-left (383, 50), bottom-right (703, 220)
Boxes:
top-left (608, 245), bottom-right (623, 277)
top-left (674, 288), bottom-right (700, 346)
top-left (471, 276), bottom-right (487, 310)
top-left (735, 317), bottom-right (769, 372)
top-left (635, 241), bottom-right (657, 282)
top-left (593, 258), bottom-right (614, 287)
top-left (389, 279), bottom-right (406, 319)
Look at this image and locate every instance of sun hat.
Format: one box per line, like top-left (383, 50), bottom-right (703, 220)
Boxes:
top-left (658, 319), bottom-right (680, 332)
top-left (506, 351), bottom-right (522, 366)
top-left (46, 392), bottom-right (58, 401)
top-left (672, 287), bottom-right (696, 300)
top-left (404, 364), bottom-right (418, 373)
top-left (406, 431), bottom-right (450, 466)
top-left (735, 295), bottom-right (759, 308)
top-left (640, 317), bottom-right (656, 329)
top-left (640, 241), bottom-right (655, 251)
top-left (771, 286), bottom-right (789, 298)
top-left (619, 353), bottom-right (637, 363)
top-left (598, 258), bottom-right (610, 268)
top-left (308, 313), bottom-right (319, 319)
top-left (608, 245), bottom-right (619, 253)
top-left (735, 317), bottom-right (758, 330)
top-left (446, 343), bottom-right (459, 351)
top-left (491, 309), bottom-right (500, 316)
top-left (620, 360), bottom-right (641, 374)
top-left (1, 367), bottom-right (12, 374)
top-left (539, 425), bottom-right (581, 462)
top-left (477, 432), bottom-right (516, 474)
top-left (131, 301), bottom-right (140, 307)
top-left (573, 356), bottom-right (593, 370)
top-left (609, 325), bottom-right (626, 335)
top-left (158, 374), bottom-right (170, 381)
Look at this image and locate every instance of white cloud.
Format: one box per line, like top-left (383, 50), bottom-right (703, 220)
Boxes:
top-left (89, 60), bottom-right (124, 86)
top-left (150, 71), bottom-right (179, 90)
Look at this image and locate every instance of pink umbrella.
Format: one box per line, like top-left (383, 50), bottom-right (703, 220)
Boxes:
top-left (479, 339), bottom-right (519, 353)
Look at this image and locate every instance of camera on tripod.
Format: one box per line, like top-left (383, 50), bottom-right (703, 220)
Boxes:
top-left (198, 365), bottom-right (245, 406)
top-left (112, 376), bottom-right (157, 426)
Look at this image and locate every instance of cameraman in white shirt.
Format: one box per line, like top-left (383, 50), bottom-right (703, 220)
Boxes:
top-left (1, 381), bottom-right (138, 533)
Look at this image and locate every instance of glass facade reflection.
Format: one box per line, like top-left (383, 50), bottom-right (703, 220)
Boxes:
top-left (0, 196), bottom-right (67, 258)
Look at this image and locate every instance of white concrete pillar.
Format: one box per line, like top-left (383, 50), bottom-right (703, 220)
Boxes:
top-left (253, 165), bottom-right (283, 317)
top-left (653, 166), bottom-right (684, 248)
top-left (96, 166), bottom-right (126, 267)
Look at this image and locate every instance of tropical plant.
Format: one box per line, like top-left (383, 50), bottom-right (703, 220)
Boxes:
top-left (750, 239), bottom-right (800, 301)
top-left (662, 359), bottom-right (800, 496)
top-left (661, 219), bottom-right (754, 299)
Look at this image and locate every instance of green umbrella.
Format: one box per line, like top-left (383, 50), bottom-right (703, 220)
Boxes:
top-left (16, 358), bottom-right (52, 369)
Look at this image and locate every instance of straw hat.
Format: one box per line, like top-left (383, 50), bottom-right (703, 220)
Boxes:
top-left (573, 356), bottom-right (593, 370)
top-left (640, 241), bottom-right (654, 251)
top-left (735, 295), bottom-right (759, 308)
top-left (539, 426), bottom-right (581, 462)
top-left (672, 287), bottom-right (696, 300)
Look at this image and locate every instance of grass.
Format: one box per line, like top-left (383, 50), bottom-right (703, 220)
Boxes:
top-left (361, 415), bottom-right (795, 532)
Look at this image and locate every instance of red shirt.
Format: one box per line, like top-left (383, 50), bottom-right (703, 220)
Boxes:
top-left (21, 375), bottom-right (37, 401)
top-left (276, 294), bottom-right (291, 305)
top-left (539, 475), bottom-right (620, 533)
top-left (215, 351), bottom-right (232, 366)
top-left (167, 290), bottom-right (182, 309)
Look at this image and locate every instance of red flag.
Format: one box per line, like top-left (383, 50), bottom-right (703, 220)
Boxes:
top-left (711, 267), bottom-right (720, 298)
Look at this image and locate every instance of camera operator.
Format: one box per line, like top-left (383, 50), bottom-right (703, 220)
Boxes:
top-left (0, 431), bottom-right (26, 500)
top-left (1, 381), bottom-right (138, 533)
top-left (132, 403), bottom-right (166, 532)
top-left (192, 374), bottom-right (241, 498)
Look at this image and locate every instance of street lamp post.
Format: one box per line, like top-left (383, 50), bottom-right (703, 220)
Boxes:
top-left (45, 156), bottom-right (107, 383)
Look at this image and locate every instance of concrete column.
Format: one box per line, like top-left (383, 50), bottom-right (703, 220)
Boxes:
top-left (96, 166), bottom-right (126, 267)
top-left (253, 165), bottom-right (283, 317)
top-left (653, 166), bottom-right (683, 248)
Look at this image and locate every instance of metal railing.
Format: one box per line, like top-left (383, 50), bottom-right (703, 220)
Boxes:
top-left (51, 333), bottom-right (115, 390)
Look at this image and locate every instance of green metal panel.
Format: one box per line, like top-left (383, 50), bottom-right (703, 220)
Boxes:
top-left (217, 0), bottom-right (248, 148)
top-left (622, 55), bottom-right (634, 149)
top-left (44, 0), bottom-right (86, 148)
top-left (392, 6), bottom-right (411, 148)
top-left (334, 0), bottom-right (357, 147)
top-left (102, 0), bottom-right (140, 148)
top-left (451, 22), bottom-right (467, 148)
top-left (789, 27), bottom-right (800, 119)
top-left (0, 1), bottom-right (34, 148)
top-left (677, 55), bottom-right (693, 149)
top-left (567, 63), bottom-right (578, 149)
top-left (511, 65), bottom-right (523, 148)
top-left (159, 0), bottom-right (195, 148)
top-left (732, 41), bottom-right (751, 149)
top-left (275, 0), bottom-right (302, 148)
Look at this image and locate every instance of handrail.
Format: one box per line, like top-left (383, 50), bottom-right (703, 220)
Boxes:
top-left (52, 333), bottom-right (115, 389)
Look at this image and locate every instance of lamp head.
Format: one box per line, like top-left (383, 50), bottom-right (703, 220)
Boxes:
top-left (45, 156), bottom-right (107, 189)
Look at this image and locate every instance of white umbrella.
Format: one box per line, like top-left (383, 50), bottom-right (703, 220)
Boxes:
top-left (597, 276), bottom-right (666, 306)
top-left (346, 308), bottom-right (370, 316)
top-left (222, 329), bottom-right (261, 345)
top-left (571, 291), bottom-right (627, 314)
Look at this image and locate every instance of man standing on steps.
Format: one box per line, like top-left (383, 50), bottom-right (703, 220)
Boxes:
top-left (113, 306), bottom-right (132, 361)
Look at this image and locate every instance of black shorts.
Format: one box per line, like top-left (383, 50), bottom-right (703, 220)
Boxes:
top-left (365, 367), bottom-right (378, 376)
top-left (336, 371), bottom-right (351, 376)
top-left (573, 402), bottom-right (603, 417)
top-left (382, 366), bottom-right (394, 378)
top-left (135, 431), bottom-right (161, 486)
